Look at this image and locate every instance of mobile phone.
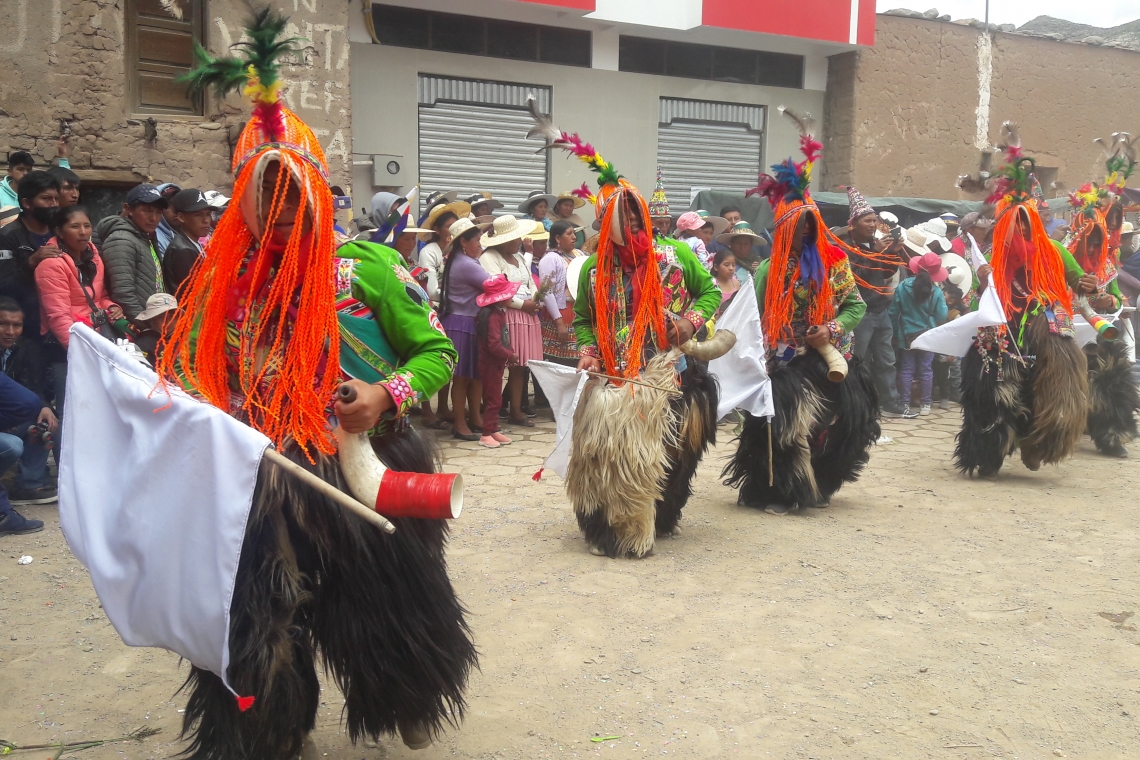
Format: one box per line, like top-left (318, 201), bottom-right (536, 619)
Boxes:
top-left (333, 195), bottom-right (352, 210)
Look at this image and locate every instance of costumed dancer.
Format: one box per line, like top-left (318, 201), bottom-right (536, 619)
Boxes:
top-left (166, 9), bottom-right (475, 757)
top-left (722, 109), bottom-right (885, 514)
top-left (954, 123), bottom-right (1089, 477)
top-left (525, 98), bottom-right (727, 558)
top-left (1065, 137), bottom-right (1140, 457)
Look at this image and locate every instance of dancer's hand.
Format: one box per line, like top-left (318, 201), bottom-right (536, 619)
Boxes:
top-left (1093, 293), bottom-right (1116, 311)
top-left (666, 315), bottom-right (695, 346)
top-left (1078, 274), bottom-right (1099, 295)
top-left (335, 380), bottom-right (393, 434)
top-left (805, 324), bottom-right (831, 348)
top-left (577, 355), bottom-right (601, 373)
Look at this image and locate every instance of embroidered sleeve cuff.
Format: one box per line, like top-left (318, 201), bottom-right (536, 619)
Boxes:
top-left (579, 344), bottom-right (599, 359)
top-left (826, 319), bottom-right (844, 338)
top-left (683, 310), bottom-right (707, 334)
top-left (377, 371), bottom-right (419, 419)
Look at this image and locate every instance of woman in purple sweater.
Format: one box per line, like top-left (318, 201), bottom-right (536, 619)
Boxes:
top-left (438, 217), bottom-right (490, 440)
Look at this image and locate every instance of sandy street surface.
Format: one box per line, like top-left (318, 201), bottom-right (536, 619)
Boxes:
top-left (1, 405), bottom-right (1138, 760)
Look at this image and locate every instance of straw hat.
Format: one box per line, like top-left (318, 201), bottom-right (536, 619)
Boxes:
top-left (524, 226), bottom-right (549, 242)
top-left (554, 191), bottom-right (586, 210)
top-left (518, 190), bottom-right (557, 215)
top-left (422, 200), bottom-right (472, 238)
top-left (481, 215), bottom-right (542, 248)
top-left (902, 227), bottom-right (931, 256)
top-left (447, 217), bottom-right (491, 250)
top-left (463, 192), bottom-right (504, 212)
top-left (422, 190), bottom-right (458, 211)
top-left (716, 221), bottom-right (764, 246)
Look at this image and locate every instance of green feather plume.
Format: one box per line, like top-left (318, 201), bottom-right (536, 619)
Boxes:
top-left (177, 4), bottom-right (302, 98)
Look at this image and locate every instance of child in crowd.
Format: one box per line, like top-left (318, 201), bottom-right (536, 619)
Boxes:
top-left (710, 249), bottom-right (740, 319)
top-left (476, 275), bottom-right (520, 449)
top-left (888, 252), bottom-right (949, 417)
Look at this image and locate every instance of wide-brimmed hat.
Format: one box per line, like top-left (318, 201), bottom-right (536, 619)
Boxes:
top-left (448, 217), bottom-right (491, 249)
top-left (908, 251), bottom-right (949, 282)
top-left (463, 192), bottom-right (504, 212)
top-left (939, 252), bottom-right (971, 291)
top-left (716, 221), bottom-right (763, 246)
top-left (481, 214), bottom-right (542, 248)
top-left (959, 211), bottom-right (994, 231)
top-left (136, 292), bottom-right (179, 322)
top-left (1122, 221), bottom-right (1135, 234)
top-left (518, 190), bottom-right (557, 215)
top-left (916, 218), bottom-right (952, 250)
top-left (422, 190), bottom-right (458, 212)
top-left (902, 228), bottom-right (930, 256)
top-left (554, 191), bottom-right (586, 210)
top-left (524, 226), bottom-right (549, 242)
top-left (476, 274), bottom-right (521, 307)
top-left (422, 200), bottom-right (472, 237)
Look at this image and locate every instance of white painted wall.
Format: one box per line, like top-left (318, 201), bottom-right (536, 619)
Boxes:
top-left (588, 0), bottom-right (702, 31)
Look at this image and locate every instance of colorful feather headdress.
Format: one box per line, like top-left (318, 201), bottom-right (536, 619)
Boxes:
top-left (983, 122), bottom-right (1042, 205)
top-left (748, 107), bottom-right (822, 214)
top-left (1097, 132), bottom-right (1138, 195)
top-left (1068, 182), bottom-right (1104, 218)
top-left (525, 97), bottom-right (667, 380)
top-left (162, 5), bottom-right (340, 459)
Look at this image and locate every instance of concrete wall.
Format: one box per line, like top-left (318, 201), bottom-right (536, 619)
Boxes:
top-left (349, 41), bottom-right (826, 213)
top-left (0, 0), bottom-right (351, 193)
top-left (820, 15), bottom-right (1140, 199)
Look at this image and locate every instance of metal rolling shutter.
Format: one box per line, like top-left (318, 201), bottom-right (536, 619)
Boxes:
top-left (417, 76), bottom-right (552, 216)
top-left (657, 98), bottom-right (765, 211)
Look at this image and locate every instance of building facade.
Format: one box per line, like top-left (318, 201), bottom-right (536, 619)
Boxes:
top-left (822, 14), bottom-right (1140, 200)
top-left (0, 0), bottom-right (351, 217)
top-left (347, 0), bottom-right (874, 217)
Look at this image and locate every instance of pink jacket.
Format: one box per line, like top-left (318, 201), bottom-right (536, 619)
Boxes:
top-left (35, 241), bottom-right (114, 348)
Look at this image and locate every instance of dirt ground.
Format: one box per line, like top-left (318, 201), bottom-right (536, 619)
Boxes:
top-left (2, 405), bottom-right (1138, 760)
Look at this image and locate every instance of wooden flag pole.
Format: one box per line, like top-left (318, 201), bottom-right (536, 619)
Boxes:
top-left (263, 448), bottom-right (396, 534)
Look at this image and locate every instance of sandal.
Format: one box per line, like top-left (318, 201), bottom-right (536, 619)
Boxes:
top-left (508, 416), bottom-right (535, 427)
top-left (452, 429), bottom-right (480, 441)
top-left (422, 419), bottom-right (449, 430)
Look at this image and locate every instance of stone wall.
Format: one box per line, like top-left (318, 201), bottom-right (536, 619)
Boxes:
top-left (0, 0), bottom-right (351, 195)
top-left (820, 15), bottom-right (1140, 199)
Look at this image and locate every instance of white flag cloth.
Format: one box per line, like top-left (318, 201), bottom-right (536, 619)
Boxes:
top-left (528, 360), bottom-right (590, 478)
top-left (708, 280), bottom-right (773, 420)
top-left (59, 324), bottom-right (270, 694)
top-left (912, 234), bottom-right (1007, 357)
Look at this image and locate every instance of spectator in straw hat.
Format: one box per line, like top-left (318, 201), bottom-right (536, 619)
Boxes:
top-left (418, 197), bottom-right (472, 305)
top-left (715, 221), bottom-right (764, 280)
top-left (519, 190), bottom-right (557, 232)
top-left (463, 192), bottom-right (504, 220)
top-left (480, 215), bottom-right (544, 427)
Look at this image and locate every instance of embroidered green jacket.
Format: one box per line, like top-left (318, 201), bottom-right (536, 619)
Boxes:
top-left (334, 241), bottom-right (457, 418)
top-left (572, 238), bottom-right (720, 361)
top-left (753, 255), bottom-right (866, 358)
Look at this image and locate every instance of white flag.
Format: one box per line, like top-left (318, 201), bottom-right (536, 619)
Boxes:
top-left (912, 234), bottom-right (1007, 357)
top-left (527, 360), bottom-right (590, 479)
top-left (59, 324), bottom-right (270, 694)
top-left (708, 281), bottom-right (773, 419)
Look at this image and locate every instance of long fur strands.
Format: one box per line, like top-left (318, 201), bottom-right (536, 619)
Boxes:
top-left (566, 350), bottom-right (680, 558)
top-left (1084, 340), bottom-right (1140, 454)
top-left (955, 344), bottom-right (1027, 477)
top-left (1020, 314), bottom-right (1087, 468)
top-left (654, 361), bottom-right (719, 537)
top-left (179, 431), bottom-right (476, 759)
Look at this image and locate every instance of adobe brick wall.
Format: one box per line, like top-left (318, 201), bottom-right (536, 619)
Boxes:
top-left (820, 15), bottom-right (1140, 199)
top-left (0, 0), bottom-right (351, 193)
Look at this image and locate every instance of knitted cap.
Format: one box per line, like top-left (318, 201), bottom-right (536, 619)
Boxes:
top-left (846, 186), bottom-right (874, 224)
top-left (648, 165), bottom-right (670, 218)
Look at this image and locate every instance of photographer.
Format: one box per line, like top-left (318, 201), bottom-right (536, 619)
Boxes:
top-left (0, 298), bottom-right (57, 506)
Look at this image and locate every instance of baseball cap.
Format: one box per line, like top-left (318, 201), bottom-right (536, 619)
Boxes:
top-left (155, 182), bottom-right (182, 199)
top-left (125, 184), bottom-right (167, 207)
top-left (136, 293), bottom-right (179, 322)
top-left (203, 190), bottom-right (230, 208)
top-left (171, 188), bottom-right (211, 213)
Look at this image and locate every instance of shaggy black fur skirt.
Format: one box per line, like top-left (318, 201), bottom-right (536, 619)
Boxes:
top-left (179, 427), bottom-right (476, 760)
top-left (955, 315), bottom-right (1088, 477)
top-left (576, 361), bottom-right (720, 557)
top-left (722, 351), bottom-right (880, 510)
top-left (1084, 338), bottom-right (1140, 455)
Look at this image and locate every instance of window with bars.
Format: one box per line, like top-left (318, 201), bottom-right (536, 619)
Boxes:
top-left (371, 5), bottom-right (592, 68)
top-left (126, 0), bottom-right (206, 116)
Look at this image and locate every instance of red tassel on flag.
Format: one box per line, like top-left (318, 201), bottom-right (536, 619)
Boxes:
top-left (532, 468), bottom-right (543, 482)
top-left (236, 695), bottom-right (256, 712)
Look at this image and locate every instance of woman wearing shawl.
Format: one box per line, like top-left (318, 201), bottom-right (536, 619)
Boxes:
top-left (165, 10), bottom-right (474, 757)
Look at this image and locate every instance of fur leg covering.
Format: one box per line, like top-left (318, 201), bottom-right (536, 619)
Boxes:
top-left (1021, 315), bottom-right (1087, 468)
top-left (655, 360), bottom-right (719, 537)
top-left (566, 351), bottom-right (679, 558)
top-left (955, 341), bottom-right (1027, 477)
top-left (179, 429), bottom-right (476, 759)
top-left (723, 351), bottom-right (875, 509)
top-left (1085, 339), bottom-right (1140, 455)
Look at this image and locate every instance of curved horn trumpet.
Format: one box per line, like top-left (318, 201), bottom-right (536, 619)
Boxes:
top-left (807, 326), bottom-right (848, 382)
top-left (335, 385), bottom-right (464, 520)
top-left (679, 329), bottom-right (737, 361)
top-left (1075, 295), bottom-right (1118, 340)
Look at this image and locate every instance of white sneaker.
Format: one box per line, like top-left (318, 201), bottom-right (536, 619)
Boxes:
top-left (939, 398), bottom-right (951, 410)
top-left (919, 404), bottom-right (932, 416)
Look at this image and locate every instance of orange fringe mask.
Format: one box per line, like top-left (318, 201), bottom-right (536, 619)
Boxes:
top-left (592, 180), bottom-right (668, 379)
top-left (158, 106), bottom-right (340, 459)
top-left (990, 198), bottom-right (1071, 314)
top-left (1066, 207), bottom-right (1110, 281)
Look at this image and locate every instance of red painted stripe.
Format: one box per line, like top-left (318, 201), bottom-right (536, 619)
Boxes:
top-left (515, 0), bottom-right (596, 9)
top-left (702, 0), bottom-right (851, 44)
top-left (857, 0), bottom-right (877, 45)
